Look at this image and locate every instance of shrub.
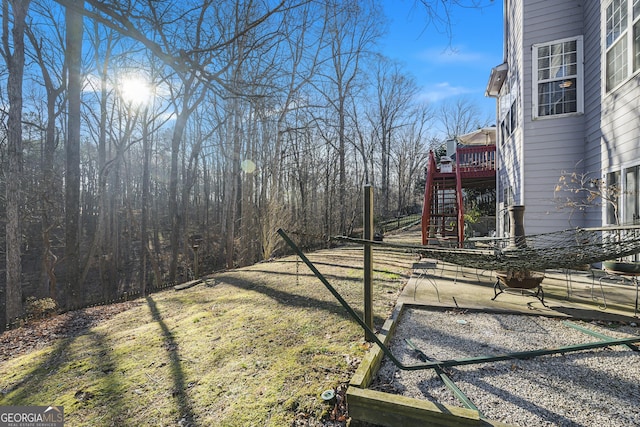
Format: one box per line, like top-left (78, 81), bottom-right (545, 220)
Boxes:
top-left (25, 297), bottom-right (58, 319)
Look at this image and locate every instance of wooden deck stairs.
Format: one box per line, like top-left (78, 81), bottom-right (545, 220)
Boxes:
top-left (421, 145), bottom-right (496, 246)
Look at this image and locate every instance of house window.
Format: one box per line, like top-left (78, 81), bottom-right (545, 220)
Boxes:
top-left (500, 100), bottom-right (517, 143)
top-left (500, 100), bottom-right (517, 142)
top-left (503, 186), bottom-right (514, 207)
top-left (532, 37), bottom-right (583, 118)
top-left (605, 0), bottom-right (640, 91)
top-left (606, 171), bottom-right (620, 224)
top-left (509, 101), bottom-right (517, 133)
top-left (499, 77), bottom-right (517, 143)
top-left (624, 165), bottom-right (639, 224)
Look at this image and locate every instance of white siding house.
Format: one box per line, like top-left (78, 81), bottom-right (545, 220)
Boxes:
top-left (487, 0), bottom-right (640, 237)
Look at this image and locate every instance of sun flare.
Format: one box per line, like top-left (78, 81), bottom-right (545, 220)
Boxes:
top-left (118, 75), bottom-right (153, 106)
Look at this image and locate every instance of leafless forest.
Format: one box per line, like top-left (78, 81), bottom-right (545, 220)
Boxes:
top-left (0, 0), bottom-right (490, 329)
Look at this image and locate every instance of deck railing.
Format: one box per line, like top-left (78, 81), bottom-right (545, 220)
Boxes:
top-left (455, 145), bottom-right (496, 173)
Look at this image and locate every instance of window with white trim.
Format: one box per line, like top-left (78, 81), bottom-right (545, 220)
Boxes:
top-left (532, 37), bottom-right (583, 118)
top-left (605, 0), bottom-right (640, 91)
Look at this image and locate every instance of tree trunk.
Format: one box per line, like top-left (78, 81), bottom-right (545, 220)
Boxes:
top-left (80, 24), bottom-right (113, 296)
top-left (338, 96), bottom-right (347, 235)
top-left (141, 111), bottom-right (151, 295)
top-left (224, 106), bottom-right (242, 269)
top-left (168, 109), bottom-right (189, 283)
top-left (2, 0), bottom-right (32, 328)
top-left (26, 23), bottom-right (65, 303)
top-left (381, 129), bottom-right (389, 215)
top-left (64, 2), bottom-right (84, 309)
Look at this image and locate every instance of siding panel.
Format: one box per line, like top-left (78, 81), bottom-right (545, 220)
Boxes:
top-left (582, 0), bottom-right (602, 219)
top-left (520, 0), bottom-right (587, 232)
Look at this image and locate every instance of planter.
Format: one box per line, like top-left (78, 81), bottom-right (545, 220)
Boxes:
top-left (601, 261), bottom-right (640, 316)
top-left (493, 270), bottom-right (546, 306)
top-left (602, 261), bottom-right (640, 275)
top-left (495, 270), bottom-right (544, 289)
top-left (505, 205), bottom-right (527, 250)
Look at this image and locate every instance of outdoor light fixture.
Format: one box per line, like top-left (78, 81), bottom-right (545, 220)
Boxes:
top-left (486, 62), bottom-right (508, 97)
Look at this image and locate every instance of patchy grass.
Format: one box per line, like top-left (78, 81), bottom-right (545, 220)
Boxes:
top-left (0, 237), bottom-right (417, 426)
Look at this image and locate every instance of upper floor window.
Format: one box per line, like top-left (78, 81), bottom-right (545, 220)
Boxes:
top-left (532, 37), bottom-right (583, 118)
top-left (498, 77), bottom-right (517, 143)
top-left (605, 0), bottom-right (640, 91)
top-left (500, 100), bottom-right (517, 144)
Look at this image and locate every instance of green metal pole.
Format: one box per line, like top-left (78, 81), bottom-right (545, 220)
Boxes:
top-left (563, 321), bottom-right (639, 351)
top-left (363, 185), bottom-right (374, 341)
top-left (406, 339), bottom-right (482, 414)
top-left (421, 336), bottom-right (640, 369)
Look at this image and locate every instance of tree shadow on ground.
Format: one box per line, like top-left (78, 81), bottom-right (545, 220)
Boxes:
top-left (1, 312), bottom-right (125, 425)
top-left (278, 256), bottom-right (413, 275)
top-left (217, 274), bottom-right (388, 329)
top-left (146, 296), bottom-right (197, 426)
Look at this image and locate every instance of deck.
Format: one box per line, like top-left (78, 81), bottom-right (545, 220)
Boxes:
top-left (422, 145), bottom-right (496, 245)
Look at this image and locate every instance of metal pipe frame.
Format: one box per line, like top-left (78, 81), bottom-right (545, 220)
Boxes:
top-left (277, 228), bottom-right (640, 372)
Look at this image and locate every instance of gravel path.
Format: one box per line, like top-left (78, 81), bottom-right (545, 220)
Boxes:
top-left (371, 308), bottom-right (640, 427)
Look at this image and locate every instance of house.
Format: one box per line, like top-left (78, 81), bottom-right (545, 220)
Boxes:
top-left (486, 0), bottom-right (640, 238)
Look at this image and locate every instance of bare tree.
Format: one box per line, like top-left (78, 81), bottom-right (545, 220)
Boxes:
top-left (257, 1), bottom-right (325, 258)
top-left (391, 104), bottom-right (432, 213)
top-left (64, 0), bottom-right (83, 308)
top-left (554, 168), bottom-right (622, 227)
top-left (318, 0), bottom-right (382, 234)
top-left (437, 96), bottom-right (486, 139)
top-left (25, 2), bottom-right (67, 303)
top-left (79, 19), bottom-right (124, 302)
top-left (413, 0), bottom-right (496, 42)
top-left (1, 0), bottom-right (32, 327)
top-left (349, 97), bottom-right (376, 186)
top-left (367, 55), bottom-right (419, 216)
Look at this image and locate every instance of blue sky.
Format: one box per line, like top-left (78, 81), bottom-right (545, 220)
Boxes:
top-left (380, 1), bottom-right (503, 122)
